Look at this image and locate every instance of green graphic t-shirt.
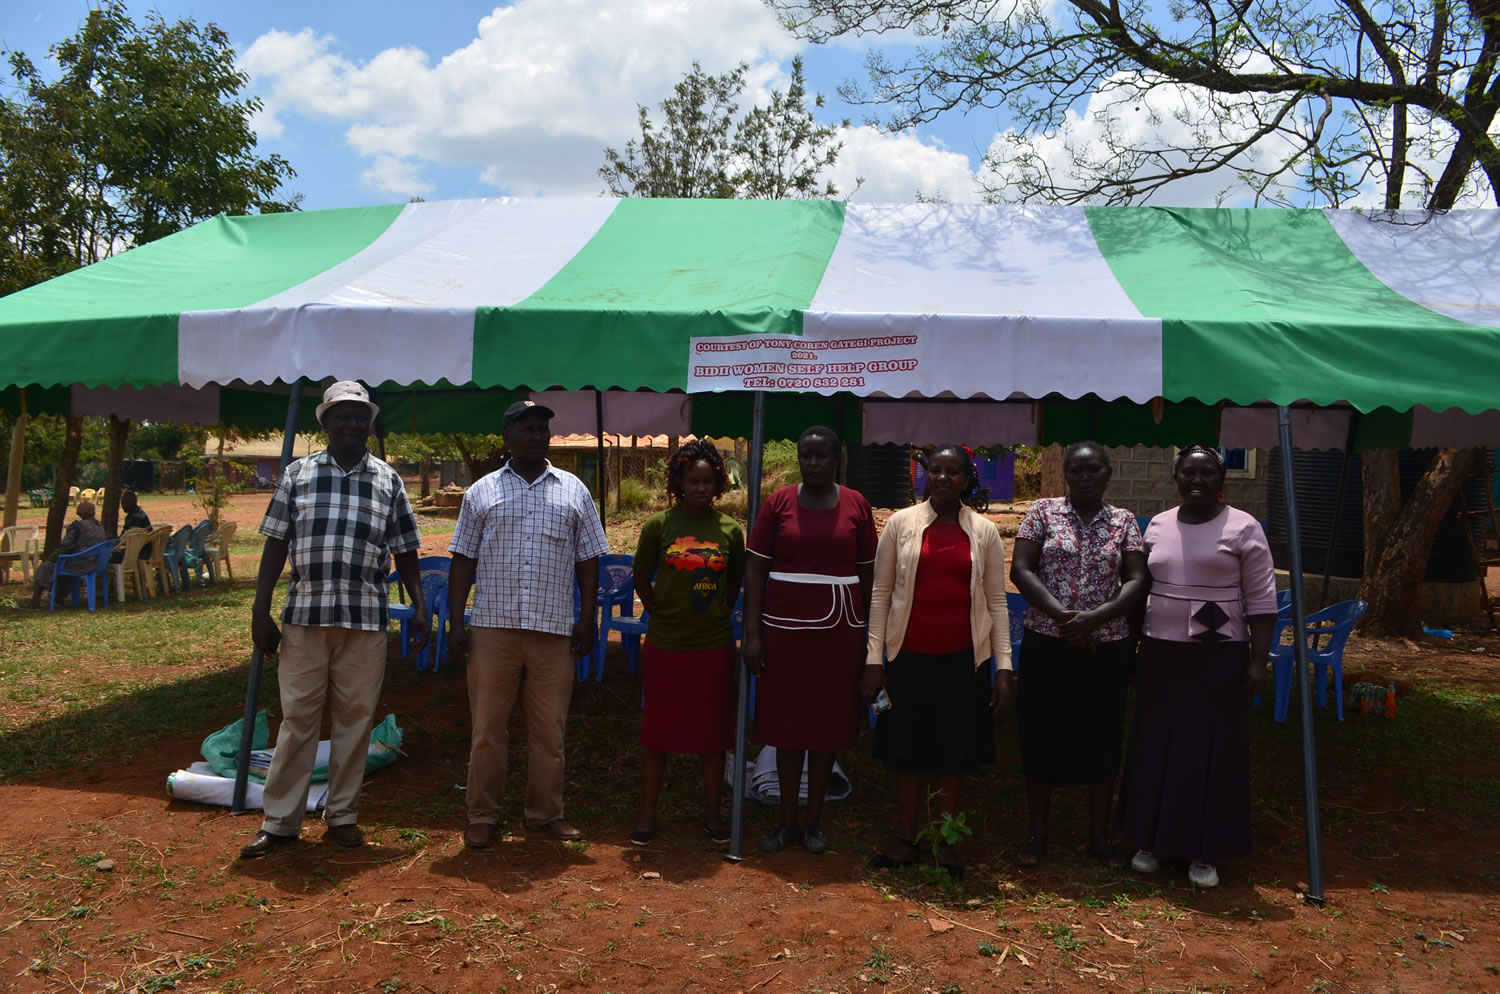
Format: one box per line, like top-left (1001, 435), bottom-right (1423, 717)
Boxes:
top-left (634, 506), bottom-right (746, 652)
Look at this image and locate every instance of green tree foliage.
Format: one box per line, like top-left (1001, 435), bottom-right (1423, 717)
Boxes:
top-left (0, 1), bottom-right (299, 295)
top-left (769, 0), bottom-right (1499, 210)
top-left (600, 57), bottom-right (846, 199)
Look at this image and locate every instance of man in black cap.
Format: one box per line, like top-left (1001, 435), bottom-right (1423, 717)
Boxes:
top-left (448, 399), bottom-right (608, 848)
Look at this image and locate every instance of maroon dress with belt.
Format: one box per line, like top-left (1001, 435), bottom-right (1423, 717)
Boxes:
top-left (749, 485), bottom-right (878, 751)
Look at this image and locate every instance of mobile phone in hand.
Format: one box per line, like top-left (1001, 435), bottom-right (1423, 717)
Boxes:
top-left (872, 688), bottom-right (892, 714)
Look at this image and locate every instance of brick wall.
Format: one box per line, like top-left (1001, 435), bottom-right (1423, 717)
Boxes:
top-left (1102, 446), bottom-right (1269, 521)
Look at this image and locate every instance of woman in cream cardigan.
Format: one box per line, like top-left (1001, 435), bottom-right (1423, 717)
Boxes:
top-left (861, 445), bottom-right (1013, 877)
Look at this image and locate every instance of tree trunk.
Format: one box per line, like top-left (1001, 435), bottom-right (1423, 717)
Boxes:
top-left (1361, 450), bottom-right (1402, 579)
top-left (42, 417), bottom-right (85, 560)
top-left (419, 452), bottom-right (431, 498)
top-left (1358, 448), bottom-right (1479, 637)
top-left (1040, 444), bottom-right (1064, 498)
top-left (101, 415), bottom-right (131, 537)
top-left (2, 390), bottom-right (24, 529)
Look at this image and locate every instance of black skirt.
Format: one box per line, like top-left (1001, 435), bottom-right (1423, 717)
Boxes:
top-left (1115, 637), bottom-right (1253, 863)
top-left (1016, 629), bottom-right (1132, 786)
top-left (872, 649), bottom-right (995, 776)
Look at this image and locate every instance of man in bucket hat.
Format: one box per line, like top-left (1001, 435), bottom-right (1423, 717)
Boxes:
top-left (448, 399), bottom-right (608, 847)
top-left (240, 380), bottom-right (428, 858)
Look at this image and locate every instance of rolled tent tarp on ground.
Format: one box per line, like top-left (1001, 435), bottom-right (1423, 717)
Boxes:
top-left (3, 199), bottom-right (1500, 419)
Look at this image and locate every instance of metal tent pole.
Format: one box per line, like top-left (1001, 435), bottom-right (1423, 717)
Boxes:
top-left (232, 377), bottom-right (306, 814)
top-left (1277, 405), bottom-right (1325, 903)
top-left (727, 390), bottom-right (766, 862)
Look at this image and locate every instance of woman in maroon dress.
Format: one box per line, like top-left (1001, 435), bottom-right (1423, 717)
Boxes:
top-left (742, 425), bottom-right (877, 855)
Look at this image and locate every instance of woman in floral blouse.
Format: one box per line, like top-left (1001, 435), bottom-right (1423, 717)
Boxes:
top-left (1009, 442), bottom-right (1149, 867)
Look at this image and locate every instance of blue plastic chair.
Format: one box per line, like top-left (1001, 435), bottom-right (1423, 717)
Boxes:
top-left (1006, 591), bottom-right (1028, 673)
top-left (1273, 599), bottom-right (1367, 722)
top-left (49, 539), bottom-right (119, 610)
top-left (591, 554), bottom-right (637, 680)
top-left (161, 525), bottom-right (194, 593)
top-left (415, 572), bottom-right (450, 672)
top-left (1134, 514), bottom-right (1153, 537)
top-left (185, 520), bottom-right (214, 586)
top-left (1276, 589), bottom-right (1293, 612)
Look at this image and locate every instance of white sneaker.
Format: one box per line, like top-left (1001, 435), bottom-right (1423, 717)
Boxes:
top-left (1188, 861), bottom-right (1220, 888)
top-left (1130, 849), bottom-right (1159, 873)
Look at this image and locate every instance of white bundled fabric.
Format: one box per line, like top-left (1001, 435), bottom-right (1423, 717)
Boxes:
top-left (730, 746), bottom-right (852, 806)
top-left (166, 767), bottom-right (328, 812)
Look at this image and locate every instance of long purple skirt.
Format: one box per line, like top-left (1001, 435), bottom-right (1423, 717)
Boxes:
top-left (1115, 637), bottom-right (1253, 863)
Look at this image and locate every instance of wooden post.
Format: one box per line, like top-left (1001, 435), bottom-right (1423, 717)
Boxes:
top-left (1040, 443), bottom-right (1064, 498)
top-left (3, 388), bottom-right (25, 529)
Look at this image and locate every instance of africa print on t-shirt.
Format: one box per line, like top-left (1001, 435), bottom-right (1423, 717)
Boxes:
top-left (665, 535), bottom-right (727, 613)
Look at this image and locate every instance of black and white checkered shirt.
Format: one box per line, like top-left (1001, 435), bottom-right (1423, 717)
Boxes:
top-left (259, 449), bottom-right (421, 631)
top-left (449, 460), bottom-right (609, 636)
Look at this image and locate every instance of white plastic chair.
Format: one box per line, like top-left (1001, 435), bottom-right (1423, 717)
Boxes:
top-left (0, 524), bottom-right (41, 585)
top-left (109, 528), bottom-right (155, 602)
top-left (203, 520), bottom-right (237, 582)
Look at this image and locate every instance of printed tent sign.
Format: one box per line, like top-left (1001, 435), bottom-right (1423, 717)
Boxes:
top-left (2, 198), bottom-right (1499, 421)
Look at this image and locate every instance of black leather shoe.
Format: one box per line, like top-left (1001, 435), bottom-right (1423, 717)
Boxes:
top-left (239, 830), bottom-right (297, 858)
top-left (326, 824), bottom-right (364, 848)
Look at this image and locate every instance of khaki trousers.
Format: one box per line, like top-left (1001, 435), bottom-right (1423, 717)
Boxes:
top-left (261, 624), bottom-right (387, 835)
top-left (466, 626), bottom-right (575, 826)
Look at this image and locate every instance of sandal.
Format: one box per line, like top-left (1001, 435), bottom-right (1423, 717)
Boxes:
top-left (1016, 835), bottom-right (1047, 868)
top-left (869, 838), bottom-right (918, 870)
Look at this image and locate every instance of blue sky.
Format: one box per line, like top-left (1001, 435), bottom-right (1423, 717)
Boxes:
top-left (3, 1), bottom-right (1007, 210)
top-left (9, 1), bottom-right (1462, 211)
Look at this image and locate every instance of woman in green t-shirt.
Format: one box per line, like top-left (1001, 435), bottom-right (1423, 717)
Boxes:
top-left (629, 440), bottom-right (747, 846)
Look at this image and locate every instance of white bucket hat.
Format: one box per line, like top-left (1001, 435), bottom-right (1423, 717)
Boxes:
top-left (315, 380), bottom-right (380, 425)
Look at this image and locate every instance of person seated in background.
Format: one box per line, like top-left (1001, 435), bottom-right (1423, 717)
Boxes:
top-left (27, 500), bottom-right (107, 608)
top-left (110, 490), bottom-right (153, 563)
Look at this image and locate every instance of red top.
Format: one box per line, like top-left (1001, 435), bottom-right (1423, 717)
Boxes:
top-left (748, 484), bottom-right (877, 631)
top-left (902, 521), bottom-right (973, 655)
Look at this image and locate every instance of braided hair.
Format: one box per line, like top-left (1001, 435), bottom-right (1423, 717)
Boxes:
top-left (1173, 443), bottom-right (1226, 477)
top-left (926, 443), bottom-right (979, 500)
top-left (665, 438), bottom-right (730, 505)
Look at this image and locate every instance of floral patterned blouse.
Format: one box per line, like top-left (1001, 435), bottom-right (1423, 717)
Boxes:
top-left (1014, 496), bottom-right (1144, 643)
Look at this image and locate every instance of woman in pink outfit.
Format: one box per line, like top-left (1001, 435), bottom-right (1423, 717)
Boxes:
top-left (1115, 445), bottom-right (1277, 889)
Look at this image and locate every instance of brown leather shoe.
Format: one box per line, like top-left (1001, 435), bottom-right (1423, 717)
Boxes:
top-left (464, 822), bottom-right (497, 850)
top-left (239, 830), bottom-right (297, 858)
top-left (326, 824), bottom-right (364, 848)
top-left (526, 818), bottom-right (583, 841)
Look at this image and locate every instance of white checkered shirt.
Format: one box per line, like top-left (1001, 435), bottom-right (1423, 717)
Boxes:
top-left (259, 449), bottom-right (421, 631)
top-left (449, 460), bottom-right (609, 636)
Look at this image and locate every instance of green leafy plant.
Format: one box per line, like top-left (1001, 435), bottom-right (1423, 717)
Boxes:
top-left (915, 809), bottom-right (972, 887)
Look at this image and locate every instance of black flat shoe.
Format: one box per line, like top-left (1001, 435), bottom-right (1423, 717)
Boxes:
top-left (702, 822), bottom-right (731, 845)
top-left (629, 826), bottom-right (656, 846)
top-left (758, 825), bottom-right (802, 853)
top-left (1086, 840), bottom-right (1127, 869)
top-left (870, 838), bottom-right (918, 870)
top-left (239, 830), bottom-right (297, 858)
top-left (1016, 835), bottom-right (1047, 868)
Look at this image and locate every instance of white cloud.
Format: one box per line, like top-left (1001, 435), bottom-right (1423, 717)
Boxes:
top-left (829, 126), bottom-right (980, 203)
top-left (240, 0), bottom-right (802, 197)
top-left (977, 70), bottom-right (1306, 207)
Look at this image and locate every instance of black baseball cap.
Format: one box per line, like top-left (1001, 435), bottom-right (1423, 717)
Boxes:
top-left (503, 399), bottom-right (555, 429)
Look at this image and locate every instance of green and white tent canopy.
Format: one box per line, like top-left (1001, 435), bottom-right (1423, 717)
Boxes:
top-left (3, 198), bottom-right (1498, 441)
